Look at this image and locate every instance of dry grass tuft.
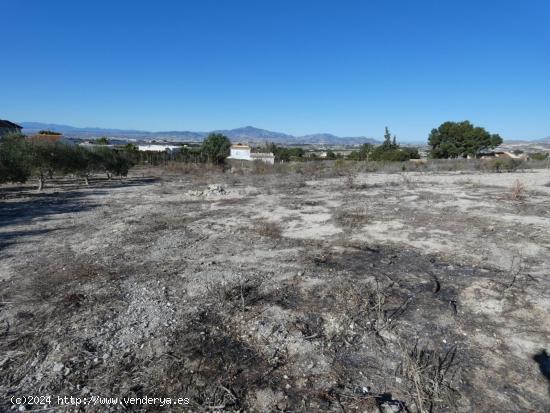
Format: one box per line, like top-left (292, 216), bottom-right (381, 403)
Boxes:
top-left (328, 280), bottom-right (396, 339)
top-left (343, 172), bottom-right (356, 189)
top-left (398, 342), bottom-right (460, 413)
top-left (510, 179), bottom-right (526, 200)
top-left (333, 207), bottom-right (369, 228)
top-left (254, 220), bottom-right (282, 238)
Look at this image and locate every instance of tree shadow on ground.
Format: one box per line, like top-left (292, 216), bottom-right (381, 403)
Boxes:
top-left (533, 349), bottom-right (550, 398)
top-left (0, 177), bottom-right (158, 200)
top-left (534, 350), bottom-right (550, 380)
top-left (0, 228), bottom-right (74, 254)
top-left (0, 177), bottom-right (158, 235)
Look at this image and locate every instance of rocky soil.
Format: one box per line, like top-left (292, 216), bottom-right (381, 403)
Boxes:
top-left (1, 165), bottom-right (549, 412)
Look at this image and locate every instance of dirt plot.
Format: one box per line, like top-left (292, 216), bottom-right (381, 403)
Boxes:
top-left (1, 166), bottom-right (550, 412)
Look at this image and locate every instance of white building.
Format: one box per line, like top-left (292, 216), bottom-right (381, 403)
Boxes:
top-left (138, 144), bottom-right (181, 153)
top-left (250, 152), bottom-right (275, 164)
top-left (228, 144), bottom-right (252, 160)
top-left (228, 144), bottom-right (275, 164)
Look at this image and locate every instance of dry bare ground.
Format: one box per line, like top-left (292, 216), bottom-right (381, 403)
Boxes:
top-left (1, 164), bottom-right (550, 412)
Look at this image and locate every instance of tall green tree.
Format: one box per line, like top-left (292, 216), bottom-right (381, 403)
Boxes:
top-left (428, 121), bottom-right (502, 158)
top-left (201, 133), bottom-right (231, 164)
top-left (383, 127), bottom-right (392, 148)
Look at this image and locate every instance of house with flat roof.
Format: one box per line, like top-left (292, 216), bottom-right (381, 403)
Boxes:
top-left (228, 144), bottom-right (275, 164)
top-left (0, 120), bottom-right (22, 137)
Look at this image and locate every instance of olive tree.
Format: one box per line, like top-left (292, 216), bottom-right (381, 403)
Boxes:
top-left (0, 133), bottom-right (31, 184)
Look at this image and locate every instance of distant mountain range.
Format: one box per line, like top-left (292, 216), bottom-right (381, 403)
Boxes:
top-left (19, 122), bottom-right (379, 145)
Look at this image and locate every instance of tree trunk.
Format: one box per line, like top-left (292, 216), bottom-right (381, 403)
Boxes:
top-left (106, 172), bottom-right (111, 180)
top-left (84, 175), bottom-right (89, 185)
top-left (37, 173), bottom-right (44, 191)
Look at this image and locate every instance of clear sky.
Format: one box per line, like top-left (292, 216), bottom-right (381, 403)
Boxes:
top-left (2, 0), bottom-right (549, 141)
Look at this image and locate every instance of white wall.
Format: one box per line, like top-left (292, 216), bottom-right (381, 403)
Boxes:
top-left (138, 145), bottom-right (180, 152)
top-left (229, 148), bottom-right (251, 160)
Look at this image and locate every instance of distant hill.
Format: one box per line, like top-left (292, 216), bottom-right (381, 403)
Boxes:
top-left (20, 122), bottom-right (204, 141)
top-left (19, 122), bottom-right (379, 145)
top-left (212, 126), bottom-right (295, 142)
top-left (297, 133), bottom-right (378, 145)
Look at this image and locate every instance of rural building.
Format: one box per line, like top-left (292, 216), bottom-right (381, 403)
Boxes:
top-left (250, 153), bottom-right (275, 164)
top-left (137, 144), bottom-right (181, 153)
top-left (478, 151), bottom-right (529, 160)
top-left (228, 144), bottom-right (275, 164)
top-left (0, 120), bottom-right (22, 137)
top-left (229, 144), bottom-right (252, 160)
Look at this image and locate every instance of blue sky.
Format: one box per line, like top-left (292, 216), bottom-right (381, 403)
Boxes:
top-left (2, 0), bottom-right (549, 141)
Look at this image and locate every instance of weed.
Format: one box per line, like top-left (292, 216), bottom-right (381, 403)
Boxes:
top-left (330, 280), bottom-right (392, 336)
top-left (343, 172), bottom-right (356, 189)
top-left (254, 220), bottom-right (282, 238)
top-left (333, 207), bottom-right (369, 228)
top-left (510, 179), bottom-right (526, 200)
top-left (398, 342), bottom-right (460, 413)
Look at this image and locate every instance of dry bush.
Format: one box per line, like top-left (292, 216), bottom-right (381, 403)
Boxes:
top-left (206, 275), bottom-right (266, 312)
top-left (333, 206), bottom-right (369, 228)
top-left (329, 280), bottom-right (391, 338)
top-left (398, 342), bottom-right (460, 413)
top-left (251, 160), bottom-right (274, 175)
top-left (254, 220), bottom-right (282, 238)
top-left (294, 161), bottom-right (324, 178)
top-left (510, 179), bottom-right (526, 200)
top-left (399, 172), bottom-right (417, 188)
top-left (343, 172), bottom-right (356, 189)
top-left (454, 178), bottom-right (482, 188)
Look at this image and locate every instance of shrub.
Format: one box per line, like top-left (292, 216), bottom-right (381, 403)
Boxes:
top-left (530, 152), bottom-right (548, 161)
top-left (486, 158), bottom-right (523, 172)
top-left (510, 180), bottom-right (526, 200)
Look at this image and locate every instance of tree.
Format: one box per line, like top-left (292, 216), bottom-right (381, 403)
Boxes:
top-left (428, 121), bottom-right (502, 159)
top-left (0, 133), bottom-right (31, 184)
top-left (26, 140), bottom-right (62, 190)
top-left (382, 127), bottom-right (398, 150)
top-left (96, 136), bottom-right (110, 145)
top-left (346, 143), bottom-right (373, 161)
top-left (92, 148), bottom-right (133, 179)
top-left (201, 133), bottom-right (231, 164)
top-left (38, 130), bottom-right (62, 135)
top-left (108, 151), bottom-right (133, 177)
top-left (358, 143), bottom-right (373, 160)
top-left (346, 129), bottom-right (420, 163)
